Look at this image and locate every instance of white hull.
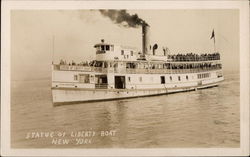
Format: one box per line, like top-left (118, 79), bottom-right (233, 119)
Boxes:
top-left (52, 77), bottom-right (224, 105)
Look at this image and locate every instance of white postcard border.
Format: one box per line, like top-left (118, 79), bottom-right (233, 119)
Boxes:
top-left (1, 0), bottom-right (249, 156)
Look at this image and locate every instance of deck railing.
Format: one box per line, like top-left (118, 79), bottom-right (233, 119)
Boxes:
top-left (93, 67), bottom-right (108, 73)
top-left (53, 64), bottom-right (222, 74)
top-left (125, 66), bottom-right (221, 74)
top-left (168, 53), bottom-right (220, 62)
top-left (53, 65), bottom-right (92, 71)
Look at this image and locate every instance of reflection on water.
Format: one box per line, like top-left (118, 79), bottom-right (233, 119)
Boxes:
top-left (11, 72), bottom-right (240, 148)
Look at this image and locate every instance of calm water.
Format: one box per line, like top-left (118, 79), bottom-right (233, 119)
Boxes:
top-left (11, 72), bottom-right (240, 148)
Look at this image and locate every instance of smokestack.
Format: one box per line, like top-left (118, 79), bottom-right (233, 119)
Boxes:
top-left (142, 24), bottom-right (151, 55)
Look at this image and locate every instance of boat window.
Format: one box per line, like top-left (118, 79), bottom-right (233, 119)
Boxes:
top-left (115, 76), bottom-right (125, 89)
top-left (95, 75), bottom-right (108, 89)
top-left (131, 51), bottom-right (133, 56)
top-left (178, 76), bottom-right (181, 81)
top-left (121, 50), bottom-right (124, 55)
top-left (139, 77), bottom-right (142, 82)
top-left (161, 76), bottom-right (165, 84)
top-left (79, 74), bottom-right (90, 83)
top-left (186, 75), bottom-right (188, 80)
top-left (128, 77), bottom-right (131, 82)
top-left (170, 76), bottom-right (172, 81)
top-left (104, 62), bottom-right (108, 68)
top-left (197, 73), bottom-right (210, 79)
top-left (95, 75), bottom-right (107, 84)
top-left (106, 45), bottom-right (110, 51)
top-left (74, 75), bottom-right (78, 81)
top-left (101, 45), bottom-right (105, 51)
top-left (101, 76), bottom-right (108, 84)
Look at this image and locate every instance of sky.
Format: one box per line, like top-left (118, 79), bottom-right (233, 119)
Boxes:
top-left (11, 10), bottom-right (239, 80)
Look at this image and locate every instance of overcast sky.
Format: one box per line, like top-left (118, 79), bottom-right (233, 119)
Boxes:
top-left (11, 10), bottom-right (239, 80)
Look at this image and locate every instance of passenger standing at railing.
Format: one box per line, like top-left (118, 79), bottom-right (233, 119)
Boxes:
top-left (60, 59), bottom-right (64, 65)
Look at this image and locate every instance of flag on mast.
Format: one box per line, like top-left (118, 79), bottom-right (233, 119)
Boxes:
top-left (210, 29), bottom-right (215, 39)
top-left (210, 29), bottom-right (216, 52)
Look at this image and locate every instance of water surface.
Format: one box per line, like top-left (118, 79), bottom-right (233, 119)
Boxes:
top-left (11, 72), bottom-right (240, 148)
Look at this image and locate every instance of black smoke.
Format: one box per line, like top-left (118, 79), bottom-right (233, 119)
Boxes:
top-left (99, 10), bottom-right (148, 28)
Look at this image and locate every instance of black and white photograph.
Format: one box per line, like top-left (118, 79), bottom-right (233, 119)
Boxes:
top-left (1, 0), bottom-right (249, 156)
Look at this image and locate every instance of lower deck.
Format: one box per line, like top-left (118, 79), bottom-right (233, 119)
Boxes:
top-left (51, 69), bottom-right (224, 104)
top-left (52, 78), bottom-right (223, 105)
top-left (52, 69), bottom-right (223, 90)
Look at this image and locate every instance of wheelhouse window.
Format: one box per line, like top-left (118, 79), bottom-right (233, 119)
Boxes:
top-left (101, 45), bottom-right (105, 51)
top-left (106, 45), bottom-right (110, 51)
top-left (95, 45), bottom-right (106, 54)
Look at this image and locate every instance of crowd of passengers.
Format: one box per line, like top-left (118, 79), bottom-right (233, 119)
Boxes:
top-left (59, 59), bottom-right (221, 70)
top-left (168, 63), bottom-right (221, 69)
top-left (126, 62), bottom-right (221, 70)
top-left (59, 60), bottom-right (89, 66)
top-left (59, 53), bottom-right (220, 66)
top-left (168, 52), bottom-right (220, 62)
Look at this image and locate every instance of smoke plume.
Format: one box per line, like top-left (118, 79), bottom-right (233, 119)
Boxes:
top-left (99, 10), bottom-right (148, 28)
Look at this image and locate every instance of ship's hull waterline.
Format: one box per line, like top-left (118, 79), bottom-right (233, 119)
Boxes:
top-left (52, 77), bottom-right (224, 106)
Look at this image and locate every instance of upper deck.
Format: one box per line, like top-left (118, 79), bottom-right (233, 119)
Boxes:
top-left (53, 55), bottom-right (222, 75)
top-left (93, 39), bottom-right (221, 63)
top-left (167, 52), bottom-right (220, 62)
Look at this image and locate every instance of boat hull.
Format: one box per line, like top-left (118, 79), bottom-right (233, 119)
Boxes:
top-left (51, 77), bottom-right (224, 106)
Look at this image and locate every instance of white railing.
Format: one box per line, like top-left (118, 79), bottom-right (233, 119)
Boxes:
top-left (53, 65), bottom-right (92, 71)
top-left (53, 64), bottom-right (222, 74)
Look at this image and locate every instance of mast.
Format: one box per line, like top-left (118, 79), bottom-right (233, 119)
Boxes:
top-left (52, 35), bottom-right (55, 64)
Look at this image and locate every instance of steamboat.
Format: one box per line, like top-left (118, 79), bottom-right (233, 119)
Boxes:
top-left (51, 25), bottom-right (224, 105)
